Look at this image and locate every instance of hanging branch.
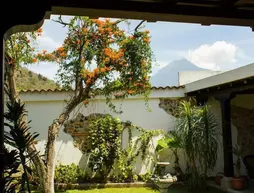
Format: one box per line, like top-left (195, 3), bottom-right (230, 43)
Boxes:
top-left (134, 20), bottom-right (146, 32)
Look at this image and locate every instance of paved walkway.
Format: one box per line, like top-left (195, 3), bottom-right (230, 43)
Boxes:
top-left (207, 180), bottom-right (253, 193)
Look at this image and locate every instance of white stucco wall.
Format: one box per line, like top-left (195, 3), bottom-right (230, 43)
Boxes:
top-left (20, 88), bottom-right (185, 175)
top-left (178, 71), bottom-right (222, 86)
top-left (15, 89), bottom-right (251, 177)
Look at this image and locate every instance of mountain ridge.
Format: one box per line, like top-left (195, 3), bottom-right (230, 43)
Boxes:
top-left (16, 67), bottom-right (59, 91)
top-left (151, 59), bottom-right (208, 87)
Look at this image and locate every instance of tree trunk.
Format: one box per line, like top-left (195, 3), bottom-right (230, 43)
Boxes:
top-left (5, 62), bottom-right (47, 191)
top-left (45, 96), bottom-right (84, 193)
top-left (6, 57), bottom-right (89, 193)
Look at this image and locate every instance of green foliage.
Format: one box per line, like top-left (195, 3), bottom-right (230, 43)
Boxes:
top-left (5, 32), bottom-right (37, 67)
top-left (54, 163), bottom-right (85, 184)
top-left (138, 172), bottom-right (153, 182)
top-left (3, 147), bottom-right (21, 193)
top-left (109, 125), bottom-right (161, 183)
top-left (176, 100), bottom-right (220, 189)
top-left (4, 100), bottom-right (39, 193)
top-left (109, 145), bottom-right (137, 183)
top-left (86, 116), bottom-right (161, 183)
top-left (133, 127), bottom-right (162, 160)
top-left (155, 130), bottom-right (184, 180)
top-left (155, 130), bottom-right (183, 153)
top-left (87, 115), bottom-right (123, 179)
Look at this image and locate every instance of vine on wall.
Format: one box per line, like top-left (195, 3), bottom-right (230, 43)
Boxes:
top-left (65, 114), bottom-right (162, 182)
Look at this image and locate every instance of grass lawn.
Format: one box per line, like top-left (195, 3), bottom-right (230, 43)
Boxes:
top-left (46, 184), bottom-right (224, 193)
top-left (64, 188), bottom-right (158, 193)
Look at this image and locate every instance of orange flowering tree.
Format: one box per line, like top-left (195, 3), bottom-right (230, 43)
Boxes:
top-left (35, 16), bottom-right (153, 193)
top-left (38, 16), bottom-right (152, 112)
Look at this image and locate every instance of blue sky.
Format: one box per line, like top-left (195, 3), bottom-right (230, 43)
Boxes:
top-left (27, 15), bottom-right (254, 80)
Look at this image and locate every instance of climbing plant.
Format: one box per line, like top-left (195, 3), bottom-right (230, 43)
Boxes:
top-left (85, 115), bottom-right (162, 182)
top-left (87, 115), bottom-right (123, 180)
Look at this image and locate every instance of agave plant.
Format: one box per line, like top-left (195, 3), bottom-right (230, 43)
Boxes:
top-left (4, 100), bottom-right (39, 192)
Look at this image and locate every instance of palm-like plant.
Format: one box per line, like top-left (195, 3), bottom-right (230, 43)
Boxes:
top-left (197, 105), bottom-right (220, 177)
top-left (4, 100), bottom-right (39, 192)
top-left (176, 100), bottom-right (220, 189)
top-left (176, 100), bottom-right (199, 172)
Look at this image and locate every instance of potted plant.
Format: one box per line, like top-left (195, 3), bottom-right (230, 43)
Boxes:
top-left (232, 144), bottom-right (246, 190)
top-left (215, 172), bottom-right (224, 185)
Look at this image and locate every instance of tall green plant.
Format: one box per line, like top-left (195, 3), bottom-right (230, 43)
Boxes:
top-left (176, 100), bottom-right (220, 189)
top-left (198, 105), bottom-right (220, 177)
top-left (87, 115), bottom-right (123, 180)
top-left (4, 100), bottom-right (39, 192)
top-left (177, 101), bottom-right (199, 172)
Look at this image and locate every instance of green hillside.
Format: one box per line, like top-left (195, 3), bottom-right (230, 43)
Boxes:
top-left (16, 67), bottom-right (60, 91)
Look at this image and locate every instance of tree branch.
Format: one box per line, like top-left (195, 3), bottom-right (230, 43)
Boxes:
top-left (134, 20), bottom-right (146, 32)
top-left (52, 15), bottom-right (70, 27)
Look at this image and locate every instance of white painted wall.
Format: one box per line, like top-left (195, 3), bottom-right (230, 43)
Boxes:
top-left (20, 88), bottom-right (184, 175)
top-left (16, 89), bottom-right (250, 177)
top-left (184, 63), bottom-right (254, 93)
top-left (178, 71), bottom-right (222, 86)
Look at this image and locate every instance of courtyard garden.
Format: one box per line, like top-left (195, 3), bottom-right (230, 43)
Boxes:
top-left (4, 15), bottom-right (245, 193)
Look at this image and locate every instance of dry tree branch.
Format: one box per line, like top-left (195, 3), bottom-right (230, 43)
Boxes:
top-left (52, 15), bottom-right (70, 27)
top-left (134, 20), bottom-right (146, 32)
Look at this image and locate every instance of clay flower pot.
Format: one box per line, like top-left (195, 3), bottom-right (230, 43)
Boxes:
top-left (232, 177), bottom-right (245, 190)
top-left (215, 173), bottom-right (224, 185)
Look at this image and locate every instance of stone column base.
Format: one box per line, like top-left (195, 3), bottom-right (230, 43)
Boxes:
top-left (221, 177), bottom-right (232, 191)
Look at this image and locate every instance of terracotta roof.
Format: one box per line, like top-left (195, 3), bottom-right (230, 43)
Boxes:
top-left (19, 86), bottom-right (185, 93)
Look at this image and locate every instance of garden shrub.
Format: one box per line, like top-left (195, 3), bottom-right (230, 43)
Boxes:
top-left (54, 163), bottom-right (85, 184)
top-left (138, 172), bottom-right (153, 182)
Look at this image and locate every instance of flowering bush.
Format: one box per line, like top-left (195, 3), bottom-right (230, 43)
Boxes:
top-left (38, 16), bottom-right (153, 113)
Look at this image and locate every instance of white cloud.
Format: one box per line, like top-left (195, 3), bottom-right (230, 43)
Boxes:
top-left (25, 62), bottom-right (59, 81)
top-left (187, 41), bottom-right (239, 71)
top-left (37, 31), bottom-right (61, 52)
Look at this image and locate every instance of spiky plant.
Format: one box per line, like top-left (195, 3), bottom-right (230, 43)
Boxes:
top-left (4, 100), bottom-right (39, 192)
